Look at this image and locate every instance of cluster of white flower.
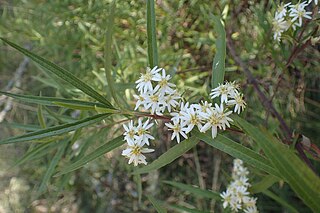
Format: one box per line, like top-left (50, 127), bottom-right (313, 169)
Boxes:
top-left (122, 67), bottom-right (246, 166)
top-left (122, 66), bottom-right (181, 166)
top-left (220, 159), bottom-right (259, 213)
top-left (121, 119), bottom-right (155, 166)
top-left (134, 66), bottom-right (181, 115)
top-left (273, 1), bottom-right (316, 41)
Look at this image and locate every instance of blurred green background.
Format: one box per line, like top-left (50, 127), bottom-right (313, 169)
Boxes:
top-left (0, 0), bottom-right (319, 212)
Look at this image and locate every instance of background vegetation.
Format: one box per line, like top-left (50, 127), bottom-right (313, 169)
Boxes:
top-left (0, 0), bottom-right (319, 212)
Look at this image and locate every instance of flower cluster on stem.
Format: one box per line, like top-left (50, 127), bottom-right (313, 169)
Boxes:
top-left (220, 159), bottom-right (259, 213)
top-left (272, 1), bottom-right (316, 41)
top-left (122, 66), bottom-right (246, 166)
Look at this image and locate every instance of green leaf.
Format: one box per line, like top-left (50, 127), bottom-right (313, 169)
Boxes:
top-left (104, 0), bottom-right (121, 107)
top-left (38, 139), bottom-right (68, 194)
top-left (210, 14), bottom-right (226, 89)
top-left (1, 91), bottom-right (114, 112)
top-left (1, 122), bottom-right (41, 131)
top-left (133, 136), bottom-right (198, 174)
top-left (146, 195), bottom-right (167, 213)
top-left (15, 142), bottom-right (61, 167)
top-left (250, 175), bottom-right (279, 194)
top-left (0, 114), bottom-right (110, 144)
top-left (37, 103), bottom-right (46, 128)
top-left (233, 116), bottom-right (320, 212)
top-left (146, 0), bottom-right (158, 67)
top-left (0, 38), bottom-right (113, 108)
top-left (0, 91), bottom-right (107, 110)
top-left (167, 204), bottom-right (210, 213)
top-left (135, 174), bottom-right (142, 204)
top-left (263, 190), bottom-right (299, 213)
top-left (56, 135), bottom-right (124, 175)
top-left (193, 131), bottom-right (281, 178)
top-left (163, 181), bottom-right (221, 200)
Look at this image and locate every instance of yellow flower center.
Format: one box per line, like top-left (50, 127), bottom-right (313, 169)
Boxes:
top-left (131, 145), bottom-right (141, 155)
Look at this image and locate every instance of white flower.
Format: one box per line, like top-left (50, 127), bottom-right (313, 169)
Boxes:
top-left (243, 197), bottom-right (257, 209)
top-left (221, 189), bottom-right (233, 209)
top-left (170, 102), bottom-right (190, 122)
top-left (133, 94), bottom-right (147, 110)
top-left (153, 68), bottom-right (176, 95)
top-left (275, 2), bottom-right (291, 19)
top-left (210, 84), bottom-right (229, 103)
top-left (200, 104), bottom-right (232, 138)
top-left (144, 89), bottom-right (166, 114)
top-left (289, 2), bottom-right (312, 28)
top-left (135, 66), bottom-right (161, 93)
top-left (165, 119), bottom-right (188, 143)
top-left (221, 159), bottom-right (259, 212)
top-left (122, 142), bottom-right (154, 166)
top-left (193, 101), bottom-right (212, 113)
top-left (210, 82), bottom-right (239, 103)
top-left (164, 91), bottom-right (181, 112)
top-left (134, 118), bottom-right (154, 145)
top-left (229, 199), bottom-right (242, 212)
top-left (180, 106), bottom-right (202, 133)
top-left (272, 17), bottom-right (289, 41)
top-left (244, 206), bottom-right (259, 213)
top-left (123, 120), bottom-right (136, 144)
top-left (227, 92), bottom-right (246, 114)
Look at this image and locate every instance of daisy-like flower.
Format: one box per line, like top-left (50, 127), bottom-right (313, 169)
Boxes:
top-left (180, 106), bottom-right (202, 133)
top-left (200, 104), bottom-right (232, 138)
top-left (135, 66), bottom-right (161, 93)
top-left (210, 83), bottom-right (230, 103)
top-left (165, 119), bottom-right (188, 143)
top-left (134, 118), bottom-right (154, 145)
top-left (244, 206), bottom-right (259, 213)
top-left (144, 89), bottom-right (166, 115)
top-left (153, 68), bottom-right (176, 95)
top-left (193, 101), bottom-right (212, 113)
top-left (220, 189), bottom-right (233, 209)
top-left (289, 2), bottom-right (312, 28)
top-left (243, 197), bottom-right (257, 209)
top-left (123, 120), bottom-right (136, 144)
top-left (210, 82), bottom-right (239, 103)
top-left (122, 141), bottom-right (154, 166)
top-left (275, 2), bottom-right (291, 19)
top-left (272, 17), bottom-right (290, 41)
top-left (133, 93), bottom-right (147, 110)
top-left (221, 159), bottom-right (259, 212)
top-left (170, 102), bottom-right (190, 122)
top-left (164, 91), bottom-right (181, 112)
top-left (227, 92), bottom-right (246, 114)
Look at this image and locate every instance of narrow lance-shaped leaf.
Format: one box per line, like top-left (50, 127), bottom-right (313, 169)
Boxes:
top-left (233, 116), bottom-right (320, 212)
top-left (56, 135), bottom-right (124, 175)
top-left (14, 142), bottom-right (61, 167)
top-left (146, 0), bottom-right (158, 67)
top-left (37, 103), bottom-right (46, 129)
top-left (263, 190), bottom-right (299, 213)
top-left (250, 175), bottom-right (280, 194)
top-left (0, 38), bottom-right (113, 108)
top-left (163, 180), bottom-right (221, 200)
top-left (193, 130), bottom-right (281, 178)
top-left (133, 136), bottom-right (198, 174)
top-left (0, 91), bottom-right (109, 110)
top-left (210, 14), bottom-right (226, 89)
top-left (38, 139), bottom-right (68, 194)
top-left (146, 195), bottom-right (167, 213)
top-left (0, 114), bottom-right (110, 144)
